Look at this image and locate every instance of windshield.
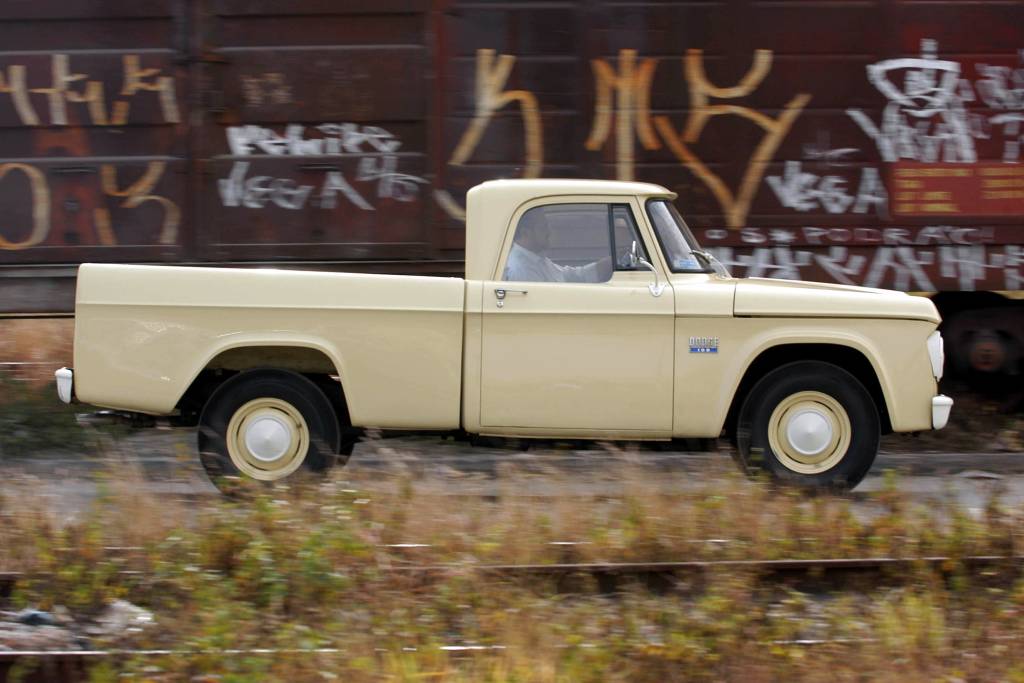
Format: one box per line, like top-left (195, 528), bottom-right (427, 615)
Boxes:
top-left (645, 199), bottom-right (710, 273)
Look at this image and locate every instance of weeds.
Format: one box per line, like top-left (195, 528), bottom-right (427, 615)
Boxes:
top-left (1, 462), bottom-right (1024, 680)
top-left (0, 374), bottom-right (86, 456)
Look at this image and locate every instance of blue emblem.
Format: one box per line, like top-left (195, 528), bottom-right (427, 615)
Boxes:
top-left (689, 336), bottom-right (719, 354)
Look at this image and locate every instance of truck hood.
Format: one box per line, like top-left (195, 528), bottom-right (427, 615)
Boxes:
top-left (733, 278), bottom-right (940, 323)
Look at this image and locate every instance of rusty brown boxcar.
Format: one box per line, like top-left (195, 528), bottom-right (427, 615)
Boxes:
top-left (0, 0), bottom-right (1022, 379)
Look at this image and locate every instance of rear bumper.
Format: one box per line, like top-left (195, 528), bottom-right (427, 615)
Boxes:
top-left (55, 367), bottom-right (74, 404)
top-left (931, 394), bottom-right (953, 430)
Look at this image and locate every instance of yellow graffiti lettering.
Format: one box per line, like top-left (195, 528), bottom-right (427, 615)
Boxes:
top-left (28, 54), bottom-right (108, 126)
top-left (0, 64), bottom-right (40, 126)
top-left (585, 49), bottom-right (660, 181)
top-left (654, 49), bottom-right (811, 229)
top-left (437, 49), bottom-right (543, 220)
top-left (2, 53), bottom-right (179, 127)
top-left (94, 162), bottom-right (180, 245)
top-left (432, 188), bottom-right (468, 222)
top-left (450, 49), bottom-right (542, 176)
top-left (111, 55), bottom-right (180, 125)
top-left (0, 163), bottom-right (50, 250)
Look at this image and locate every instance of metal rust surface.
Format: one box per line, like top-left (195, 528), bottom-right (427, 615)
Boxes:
top-left (0, 1), bottom-right (1021, 313)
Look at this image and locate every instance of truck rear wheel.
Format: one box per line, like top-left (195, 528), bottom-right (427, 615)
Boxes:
top-left (198, 369), bottom-right (343, 493)
top-left (736, 361), bottom-right (879, 490)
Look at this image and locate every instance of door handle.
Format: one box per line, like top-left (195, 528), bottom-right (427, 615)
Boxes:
top-left (494, 288), bottom-right (528, 300)
top-left (494, 288), bottom-right (528, 307)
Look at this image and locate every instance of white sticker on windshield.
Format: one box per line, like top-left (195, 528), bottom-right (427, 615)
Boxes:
top-left (675, 256), bottom-right (701, 270)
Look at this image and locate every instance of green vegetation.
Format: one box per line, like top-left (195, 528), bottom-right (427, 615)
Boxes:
top-left (2, 466), bottom-right (1024, 681)
top-left (0, 374), bottom-right (87, 456)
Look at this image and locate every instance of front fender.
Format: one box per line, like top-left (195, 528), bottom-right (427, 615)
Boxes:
top-left (672, 317), bottom-right (937, 437)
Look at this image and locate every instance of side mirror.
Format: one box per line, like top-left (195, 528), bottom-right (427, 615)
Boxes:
top-left (628, 240), bottom-right (640, 268)
top-left (629, 240), bottom-right (665, 298)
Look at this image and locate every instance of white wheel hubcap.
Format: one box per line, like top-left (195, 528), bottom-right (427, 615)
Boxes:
top-left (225, 397), bottom-right (310, 481)
top-left (244, 413), bottom-right (293, 462)
top-left (767, 391), bottom-right (852, 475)
top-left (785, 409), bottom-right (834, 457)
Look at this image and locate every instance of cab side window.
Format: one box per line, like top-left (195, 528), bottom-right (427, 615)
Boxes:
top-left (502, 203), bottom-right (647, 283)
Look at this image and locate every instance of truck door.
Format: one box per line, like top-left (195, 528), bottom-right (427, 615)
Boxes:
top-left (479, 200), bottom-right (675, 435)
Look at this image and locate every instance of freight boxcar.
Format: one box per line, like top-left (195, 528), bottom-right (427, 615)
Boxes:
top-left (0, 0), bottom-right (1021, 380)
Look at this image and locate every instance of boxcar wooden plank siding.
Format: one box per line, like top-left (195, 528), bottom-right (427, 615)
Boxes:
top-left (0, 0), bottom-right (1021, 313)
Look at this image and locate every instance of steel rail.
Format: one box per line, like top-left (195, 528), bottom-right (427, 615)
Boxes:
top-left (2, 554), bottom-right (1020, 591)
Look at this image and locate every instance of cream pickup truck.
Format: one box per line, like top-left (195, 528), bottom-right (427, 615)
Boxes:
top-left (56, 179), bottom-right (952, 491)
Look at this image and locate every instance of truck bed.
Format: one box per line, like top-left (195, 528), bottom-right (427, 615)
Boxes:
top-left (73, 264), bottom-right (466, 429)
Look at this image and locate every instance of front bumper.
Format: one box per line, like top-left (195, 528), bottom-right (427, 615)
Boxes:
top-left (55, 367), bottom-right (74, 404)
top-left (931, 394), bottom-right (953, 430)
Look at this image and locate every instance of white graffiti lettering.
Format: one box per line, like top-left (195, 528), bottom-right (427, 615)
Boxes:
top-left (356, 155), bottom-right (428, 203)
top-left (766, 161), bottom-right (888, 215)
top-left (848, 39), bottom-right (976, 163)
top-left (226, 124), bottom-right (402, 157)
top-left (813, 247), bottom-right (868, 286)
top-left (709, 242), bottom-right (1020, 292)
top-left (863, 247), bottom-right (935, 290)
top-left (320, 171), bottom-right (373, 211)
top-left (219, 123), bottom-right (427, 211)
top-left (218, 161), bottom-right (371, 212)
top-left (849, 40), bottom-right (1024, 164)
top-left (975, 54), bottom-right (1024, 162)
top-left (715, 225), bottom-right (995, 247)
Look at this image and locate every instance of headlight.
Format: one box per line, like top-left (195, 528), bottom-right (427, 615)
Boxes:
top-left (926, 331), bottom-right (944, 381)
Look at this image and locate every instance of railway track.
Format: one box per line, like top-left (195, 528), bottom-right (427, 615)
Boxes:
top-left (3, 553), bottom-right (1019, 591)
top-left (3, 555), bottom-right (1021, 682)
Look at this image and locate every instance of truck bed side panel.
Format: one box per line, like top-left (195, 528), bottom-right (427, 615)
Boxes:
top-left (73, 264), bottom-right (465, 429)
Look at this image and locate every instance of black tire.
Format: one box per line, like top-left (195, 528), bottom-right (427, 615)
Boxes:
top-left (198, 369), bottom-right (342, 493)
top-left (736, 361), bottom-right (880, 490)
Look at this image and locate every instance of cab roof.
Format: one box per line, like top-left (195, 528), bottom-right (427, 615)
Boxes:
top-left (475, 178), bottom-right (675, 197)
top-left (464, 179), bottom-right (676, 280)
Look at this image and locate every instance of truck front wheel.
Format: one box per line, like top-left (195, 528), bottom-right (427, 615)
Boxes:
top-left (737, 361), bottom-right (880, 490)
top-left (198, 369), bottom-right (342, 493)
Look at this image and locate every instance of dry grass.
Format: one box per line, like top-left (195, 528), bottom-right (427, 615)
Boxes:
top-left (2, 460), bottom-right (1024, 681)
top-left (0, 318), bottom-right (73, 383)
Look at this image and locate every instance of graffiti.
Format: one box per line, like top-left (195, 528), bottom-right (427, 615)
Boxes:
top-left (704, 225), bottom-right (1013, 291)
top-left (847, 39), bottom-right (973, 163)
top-left (435, 49), bottom-right (543, 220)
top-left (226, 123), bottom-right (402, 157)
top-left (0, 161), bottom-right (178, 250)
top-left (585, 49), bottom-right (660, 181)
top-left (975, 53), bottom-right (1024, 110)
top-left (356, 155), bottom-right (425, 203)
top-left (94, 163), bottom-right (179, 245)
top-left (0, 164), bottom-right (49, 250)
top-left (448, 49), bottom-right (542, 177)
top-left (219, 123), bottom-right (426, 211)
top-left (766, 161), bottom-right (888, 215)
top-left (710, 243), bottom-right (1021, 292)
top-left (713, 225), bottom-right (995, 247)
top-left (0, 53), bottom-right (179, 127)
top-left (442, 48), bottom-right (812, 228)
top-left (975, 52), bottom-right (1024, 162)
top-left (219, 161), bottom-right (370, 211)
top-left (653, 49), bottom-right (812, 229)
top-left (240, 72), bottom-right (293, 108)
top-left (848, 39), bottom-right (1024, 164)
top-left (802, 140), bottom-right (858, 164)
